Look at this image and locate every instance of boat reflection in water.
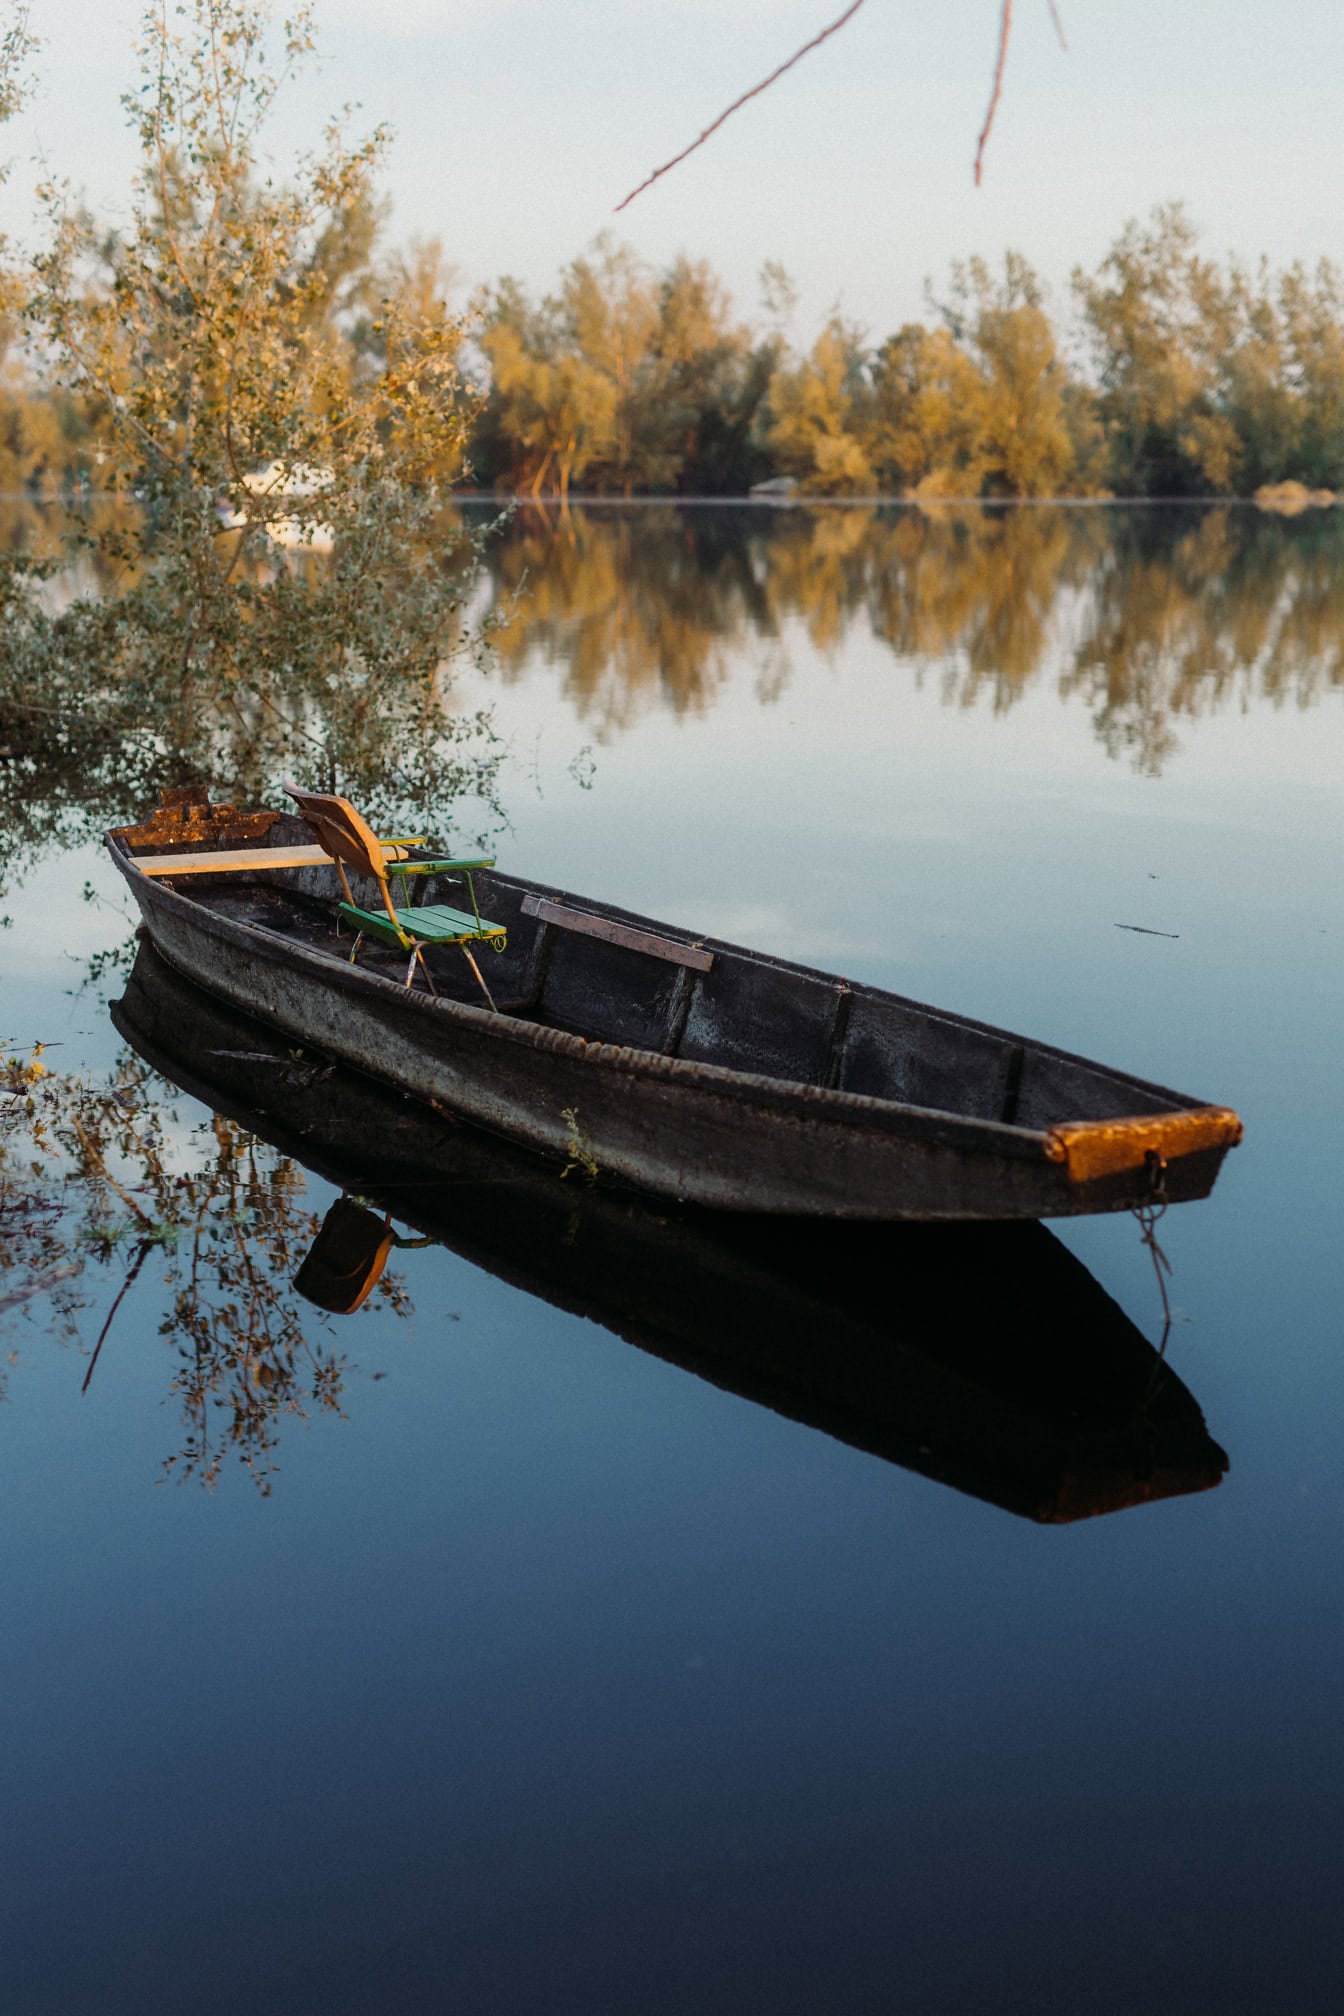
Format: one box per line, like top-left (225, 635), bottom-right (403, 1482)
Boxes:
top-left (112, 942), bottom-right (1229, 1524)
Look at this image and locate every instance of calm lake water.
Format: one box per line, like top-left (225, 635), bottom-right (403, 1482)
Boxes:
top-left (2, 503), bottom-right (1342, 2013)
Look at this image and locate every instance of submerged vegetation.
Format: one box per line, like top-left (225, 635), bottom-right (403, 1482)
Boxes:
top-left (0, 2), bottom-right (500, 876)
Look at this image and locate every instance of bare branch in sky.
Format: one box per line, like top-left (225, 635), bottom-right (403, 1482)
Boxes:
top-left (616, 0), bottom-right (1069, 211)
top-left (974, 0), bottom-right (1014, 187)
top-left (615, 0), bottom-right (870, 214)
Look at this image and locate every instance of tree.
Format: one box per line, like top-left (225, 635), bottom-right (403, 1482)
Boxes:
top-left (865, 323), bottom-right (990, 497)
top-left (558, 238), bottom-right (661, 495)
top-left (478, 248), bottom-right (779, 497)
top-left (478, 275), bottom-right (615, 500)
top-left (3, 0), bottom-right (497, 851)
top-left (1216, 260), bottom-right (1299, 492)
top-left (642, 256), bottom-right (775, 494)
top-left (937, 254), bottom-right (1076, 497)
top-left (1278, 261), bottom-right (1344, 490)
top-left (0, 12), bottom-right (54, 500)
top-left (1074, 204), bottom-right (1240, 495)
top-left (767, 314), bottom-right (874, 494)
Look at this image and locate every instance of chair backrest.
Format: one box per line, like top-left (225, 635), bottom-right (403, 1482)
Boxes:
top-left (284, 785), bottom-right (388, 886)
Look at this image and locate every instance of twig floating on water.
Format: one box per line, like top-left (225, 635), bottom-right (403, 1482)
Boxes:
top-left (1115, 923), bottom-right (1180, 940)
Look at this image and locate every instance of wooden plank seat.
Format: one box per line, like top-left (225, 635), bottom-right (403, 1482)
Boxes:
top-left (284, 783), bottom-right (504, 1009)
top-left (520, 891), bottom-right (714, 971)
top-left (132, 840), bottom-right (424, 877)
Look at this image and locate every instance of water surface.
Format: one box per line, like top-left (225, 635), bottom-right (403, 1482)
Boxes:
top-left (2, 503), bottom-right (1341, 2013)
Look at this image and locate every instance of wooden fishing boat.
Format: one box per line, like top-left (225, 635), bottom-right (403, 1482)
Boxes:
top-left (112, 939), bottom-right (1230, 1523)
top-left (106, 788), bottom-right (1243, 1220)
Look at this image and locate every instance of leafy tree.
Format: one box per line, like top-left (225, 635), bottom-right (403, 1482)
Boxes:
top-left (2, 0), bottom-right (497, 859)
top-left (477, 275), bottom-right (615, 499)
top-left (766, 314), bottom-right (874, 494)
top-left (1074, 204), bottom-right (1240, 495)
top-left (937, 254), bottom-right (1076, 497)
top-left (478, 249), bottom-right (779, 498)
top-left (865, 323), bottom-right (990, 497)
top-left (643, 255), bottom-right (766, 494)
top-left (558, 238), bottom-right (662, 495)
top-left (1215, 261), bottom-right (1300, 492)
top-left (1278, 261), bottom-right (1344, 490)
top-left (0, 12), bottom-right (51, 497)
top-left (476, 241), bottom-right (664, 499)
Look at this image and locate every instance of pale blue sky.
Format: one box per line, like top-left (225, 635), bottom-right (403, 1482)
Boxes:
top-left (5, 1), bottom-right (1344, 341)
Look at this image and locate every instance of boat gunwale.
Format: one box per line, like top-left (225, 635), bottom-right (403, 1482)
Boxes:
top-left (106, 837), bottom-right (1226, 1163)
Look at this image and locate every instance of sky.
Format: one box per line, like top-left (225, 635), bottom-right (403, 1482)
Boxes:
top-left (4, 0), bottom-right (1344, 344)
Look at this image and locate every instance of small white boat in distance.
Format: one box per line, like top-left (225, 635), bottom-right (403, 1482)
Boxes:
top-left (217, 462), bottom-right (335, 552)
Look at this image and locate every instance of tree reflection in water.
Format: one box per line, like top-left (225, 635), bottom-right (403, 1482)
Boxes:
top-left (0, 1040), bottom-right (407, 1490)
top-left (480, 501), bottom-right (1344, 770)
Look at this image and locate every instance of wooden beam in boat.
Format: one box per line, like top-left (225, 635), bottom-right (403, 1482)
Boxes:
top-left (521, 893), bottom-right (715, 972)
top-left (130, 840), bottom-right (423, 877)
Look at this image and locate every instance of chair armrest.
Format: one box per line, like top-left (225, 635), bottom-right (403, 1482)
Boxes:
top-left (394, 855), bottom-right (496, 876)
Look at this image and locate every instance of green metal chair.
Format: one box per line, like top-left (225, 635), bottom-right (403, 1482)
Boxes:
top-left (284, 785), bottom-right (505, 1009)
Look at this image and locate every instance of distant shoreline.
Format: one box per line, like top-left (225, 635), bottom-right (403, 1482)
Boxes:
top-left (445, 489), bottom-right (1339, 513)
top-left (3, 489), bottom-right (1335, 513)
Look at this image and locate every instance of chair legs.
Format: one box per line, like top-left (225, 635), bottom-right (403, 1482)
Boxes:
top-left (460, 944), bottom-right (498, 1012)
top-left (404, 940), bottom-right (496, 1011)
top-left (343, 920), bottom-right (494, 1013)
top-left (408, 945), bottom-right (439, 996)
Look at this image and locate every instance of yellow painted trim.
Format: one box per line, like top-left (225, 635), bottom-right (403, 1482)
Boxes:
top-left (1045, 1105), bottom-right (1244, 1182)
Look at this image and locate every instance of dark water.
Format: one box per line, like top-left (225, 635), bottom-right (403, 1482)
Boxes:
top-left (2, 504), bottom-right (1342, 2013)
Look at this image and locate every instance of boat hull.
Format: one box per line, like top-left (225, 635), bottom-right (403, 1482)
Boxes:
top-left (108, 839), bottom-right (1239, 1220)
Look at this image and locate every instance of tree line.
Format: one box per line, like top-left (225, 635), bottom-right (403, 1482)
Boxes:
top-left (9, 201), bottom-right (1344, 504)
top-left (472, 213), bottom-right (1344, 499)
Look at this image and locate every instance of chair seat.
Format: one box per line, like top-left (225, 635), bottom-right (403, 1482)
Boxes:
top-left (339, 900), bottom-right (506, 948)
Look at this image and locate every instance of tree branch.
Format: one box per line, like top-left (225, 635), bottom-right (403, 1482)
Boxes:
top-left (974, 0), bottom-right (1014, 187)
top-left (616, 1), bottom-right (1065, 207)
top-left (615, 0), bottom-right (870, 213)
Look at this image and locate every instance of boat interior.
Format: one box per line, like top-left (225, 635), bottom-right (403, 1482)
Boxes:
top-left (123, 811), bottom-right (1189, 1132)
